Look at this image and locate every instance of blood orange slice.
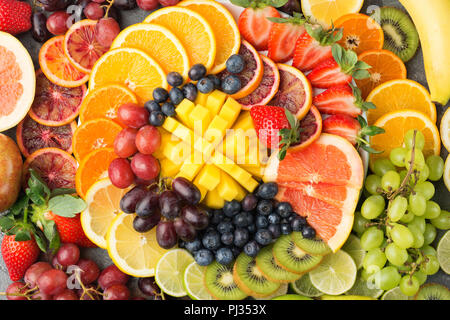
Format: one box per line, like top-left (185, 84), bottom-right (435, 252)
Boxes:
top-left (237, 54), bottom-right (280, 110)
top-left (64, 20), bottom-right (110, 74)
top-left (290, 105), bottom-right (322, 151)
top-left (264, 134), bottom-right (364, 252)
top-left (22, 148), bottom-right (77, 190)
top-left (269, 64), bottom-right (312, 120)
top-left (29, 70), bottom-right (86, 127)
top-left (16, 116), bottom-right (77, 158)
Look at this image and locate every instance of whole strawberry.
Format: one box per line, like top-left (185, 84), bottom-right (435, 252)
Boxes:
top-left (0, 0), bottom-right (32, 35)
top-left (1, 235), bottom-right (40, 281)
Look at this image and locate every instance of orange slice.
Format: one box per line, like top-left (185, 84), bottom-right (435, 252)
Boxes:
top-left (143, 6), bottom-right (216, 71)
top-left (79, 84), bottom-right (138, 124)
top-left (39, 36), bottom-right (89, 88)
top-left (178, 0), bottom-right (240, 74)
top-left (355, 49), bottom-right (407, 99)
top-left (89, 47), bottom-right (167, 104)
top-left (72, 118), bottom-right (122, 162)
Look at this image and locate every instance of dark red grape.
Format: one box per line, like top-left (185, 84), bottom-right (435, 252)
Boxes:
top-left (38, 0), bottom-right (72, 11)
top-left (84, 2), bottom-right (105, 20)
top-left (95, 17), bottom-right (121, 47)
top-left (31, 12), bottom-right (51, 43)
top-left (156, 220), bottom-right (178, 249)
top-left (137, 277), bottom-right (161, 297)
top-left (103, 284), bottom-right (131, 300)
top-left (135, 125), bottom-right (161, 155)
top-left (114, 127), bottom-right (138, 158)
top-left (76, 259), bottom-right (100, 285)
top-left (113, 0), bottom-right (136, 10)
top-left (136, 191), bottom-right (160, 218)
top-left (52, 254), bottom-right (66, 271)
top-left (120, 186), bottom-right (147, 213)
top-left (24, 262), bottom-right (52, 288)
top-left (137, 0), bottom-right (159, 10)
top-left (46, 11), bottom-right (70, 35)
top-left (135, 177), bottom-right (157, 186)
top-left (98, 264), bottom-right (130, 290)
top-left (5, 282), bottom-right (27, 300)
top-left (133, 213), bottom-right (161, 233)
top-left (131, 153), bottom-right (160, 181)
top-left (181, 205), bottom-right (209, 230)
top-left (172, 177), bottom-right (201, 205)
top-left (117, 103), bottom-right (150, 128)
top-left (37, 269), bottom-right (68, 296)
top-left (31, 291), bottom-right (52, 300)
top-left (91, 0), bottom-right (105, 3)
top-left (56, 243), bottom-right (80, 267)
top-left (53, 289), bottom-right (79, 300)
top-left (159, 190), bottom-right (181, 220)
top-left (158, 0), bottom-right (179, 6)
top-left (174, 217), bottom-right (197, 242)
top-left (108, 158), bottom-right (135, 189)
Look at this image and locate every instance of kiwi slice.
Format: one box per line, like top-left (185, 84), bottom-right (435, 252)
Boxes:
top-left (373, 7), bottom-right (419, 62)
top-left (273, 235), bottom-right (323, 274)
top-left (414, 283), bottom-right (450, 300)
top-left (291, 232), bottom-right (332, 256)
top-left (255, 244), bottom-right (302, 283)
top-left (233, 252), bottom-right (281, 298)
top-left (204, 261), bottom-right (247, 300)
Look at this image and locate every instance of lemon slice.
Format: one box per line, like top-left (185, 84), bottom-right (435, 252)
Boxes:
top-left (155, 249), bottom-right (195, 297)
top-left (106, 212), bottom-right (169, 277)
top-left (441, 108), bottom-right (450, 152)
top-left (345, 272), bottom-right (384, 298)
top-left (437, 230), bottom-right (450, 274)
top-left (445, 156), bottom-right (450, 193)
top-left (183, 261), bottom-right (215, 300)
top-left (381, 287), bottom-right (411, 300)
top-left (301, 0), bottom-right (364, 27)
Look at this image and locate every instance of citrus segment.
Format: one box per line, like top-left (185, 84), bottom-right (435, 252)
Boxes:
top-left (290, 105), bottom-right (322, 151)
top-left (301, 0), bottom-right (364, 27)
top-left (290, 274), bottom-right (323, 297)
top-left (381, 287), bottom-right (411, 300)
top-left (440, 108), bottom-right (450, 152)
top-left (183, 262), bottom-right (215, 300)
top-left (437, 230), bottom-right (450, 274)
top-left (444, 156), bottom-right (450, 193)
top-left (341, 234), bottom-right (365, 269)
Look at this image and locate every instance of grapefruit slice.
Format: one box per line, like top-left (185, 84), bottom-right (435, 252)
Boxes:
top-left (0, 31), bottom-right (36, 132)
top-left (264, 134), bottom-right (364, 252)
top-left (269, 64), bottom-right (312, 120)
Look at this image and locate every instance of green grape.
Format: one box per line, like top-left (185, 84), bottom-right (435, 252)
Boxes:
top-left (431, 210), bottom-right (450, 230)
top-left (360, 268), bottom-right (373, 281)
top-left (365, 174), bottom-right (382, 195)
top-left (408, 193), bottom-right (427, 216)
top-left (372, 158), bottom-right (396, 177)
top-left (388, 196), bottom-right (408, 222)
top-left (414, 181), bottom-right (435, 200)
top-left (363, 248), bottom-right (387, 274)
top-left (381, 170), bottom-right (401, 192)
top-left (423, 201), bottom-right (441, 219)
top-left (426, 155), bottom-right (444, 181)
top-left (389, 147), bottom-right (407, 167)
top-left (409, 216), bottom-right (426, 233)
top-left (408, 225), bottom-right (425, 249)
top-left (389, 223), bottom-right (414, 249)
top-left (373, 266), bottom-right (401, 291)
top-left (399, 275), bottom-right (420, 296)
top-left (360, 226), bottom-right (384, 250)
top-left (385, 242), bottom-right (408, 266)
top-left (421, 245), bottom-right (437, 257)
top-left (411, 164), bottom-right (429, 184)
top-left (423, 223), bottom-right (437, 245)
top-left (420, 255), bottom-right (440, 275)
top-left (353, 211), bottom-right (370, 235)
top-left (394, 255), bottom-right (413, 273)
top-left (405, 148), bottom-right (425, 170)
top-left (400, 210), bottom-right (415, 223)
top-left (361, 195), bottom-right (386, 220)
top-left (413, 270), bottom-right (427, 286)
top-left (404, 129), bottom-right (425, 150)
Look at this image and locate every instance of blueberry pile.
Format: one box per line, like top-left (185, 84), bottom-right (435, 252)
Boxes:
top-left (179, 182), bottom-right (317, 266)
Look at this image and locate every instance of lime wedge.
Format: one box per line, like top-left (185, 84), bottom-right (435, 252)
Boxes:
top-left (183, 261), bottom-right (215, 300)
top-left (155, 249), bottom-right (195, 297)
top-left (437, 230), bottom-right (450, 274)
top-left (290, 273), bottom-right (323, 297)
top-left (342, 234), bottom-right (365, 269)
top-left (345, 271), bottom-right (384, 298)
top-left (381, 287), bottom-right (411, 300)
top-left (253, 284), bottom-right (288, 300)
top-left (309, 250), bottom-right (357, 295)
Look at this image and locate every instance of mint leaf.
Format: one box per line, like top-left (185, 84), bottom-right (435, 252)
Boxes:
top-left (48, 195), bottom-right (87, 218)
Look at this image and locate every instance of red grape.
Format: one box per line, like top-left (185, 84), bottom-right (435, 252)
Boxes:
top-left (84, 2), bottom-right (105, 20)
top-left (103, 284), bottom-right (131, 300)
top-left (37, 269), bottom-right (68, 296)
top-left (31, 291), bottom-right (52, 300)
top-left (117, 103), bottom-right (150, 128)
top-left (24, 262), bottom-right (52, 288)
top-left (56, 243), bottom-right (80, 267)
top-left (53, 289), bottom-right (79, 300)
top-left (159, 190), bottom-right (181, 220)
top-left (137, 0), bottom-right (159, 10)
top-left (158, 0), bottom-right (179, 6)
top-left (174, 217), bottom-right (196, 242)
top-left (52, 255), bottom-right (66, 271)
top-left (133, 213), bottom-right (161, 233)
top-left (137, 277), bottom-right (161, 297)
top-left (91, 0), bottom-right (105, 3)
top-left (156, 220), bottom-right (178, 249)
top-left (108, 158), bottom-right (135, 189)
top-left (135, 177), bottom-right (157, 186)
top-left (181, 205), bottom-right (209, 230)
top-left (135, 125), bottom-right (161, 155)
top-left (76, 259), bottom-right (100, 285)
top-left (5, 282), bottom-right (27, 300)
top-left (120, 186), bottom-right (148, 213)
top-left (114, 127), bottom-right (138, 158)
top-left (98, 264), bottom-right (130, 290)
top-left (46, 11), bottom-right (70, 35)
top-left (131, 153), bottom-right (160, 181)
top-left (95, 17), bottom-right (121, 47)
top-left (172, 177), bottom-right (201, 205)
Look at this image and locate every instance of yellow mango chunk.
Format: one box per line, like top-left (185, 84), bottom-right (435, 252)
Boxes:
top-left (219, 97), bottom-right (242, 127)
top-left (175, 99), bottom-right (195, 127)
top-left (162, 139), bottom-right (190, 164)
top-left (162, 116), bottom-right (179, 133)
top-left (196, 164), bottom-right (221, 191)
top-left (193, 137), bottom-right (215, 160)
top-left (189, 104), bottom-right (211, 136)
top-left (240, 163), bottom-right (266, 179)
top-left (206, 90), bottom-right (227, 116)
top-left (178, 150), bottom-right (205, 181)
top-left (204, 115), bottom-right (229, 146)
top-left (193, 174), bottom-right (207, 201)
top-left (204, 187), bottom-right (224, 209)
top-left (195, 92), bottom-right (209, 106)
top-left (243, 176), bottom-right (260, 193)
top-left (217, 171), bottom-right (238, 202)
top-left (232, 110), bottom-right (254, 132)
top-left (234, 180), bottom-right (247, 201)
top-left (160, 158), bottom-right (182, 178)
top-left (211, 153), bottom-right (254, 191)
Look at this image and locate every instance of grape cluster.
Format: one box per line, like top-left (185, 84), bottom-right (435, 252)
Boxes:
top-left (180, 182), bottom-right (316, 267)
top-left (355, 129), bottom-right (450, 296)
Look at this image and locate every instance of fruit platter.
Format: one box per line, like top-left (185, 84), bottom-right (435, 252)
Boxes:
top-left (0, 0), bottom-right (449, 301)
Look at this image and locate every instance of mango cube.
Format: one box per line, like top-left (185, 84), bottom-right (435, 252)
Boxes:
top-left (189, 105), bottom-right (211, 135)
top-left (162, 116), bottom-right (179, 133)
top-left (217, 171), bottom-right (238, 202)
top-left (205, 187), bottom-right (225, 209)
top-left (234, 180), bottom-right (246, 201)
top-left (204, 115), bottom-right (229, 146)
top-left (196, 164), bottom-right (221, 191)
top-left (243, 176), bottom-right (260, 193)
top-left (232, 111), bottom-right (254, 131)
top-left (162, 139), bottom-right (190, 164)
top-left (195, 92), bottom-right (209, 106)
top-left (219, 97), bottom-right (241, 127)
top-left (178, 150), bottom-right (205, 181)
top-left (175, 99), bottom-right (195, 127)
top-left (193, 175), bottom-right (207, 201)
top-left (206, 90), bottom-right (227, 115)
top-left (160, 158), bottom-right (182, 178)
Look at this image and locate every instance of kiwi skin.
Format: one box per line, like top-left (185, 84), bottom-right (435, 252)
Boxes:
top-left (414, 283), bottom-right (450, 300)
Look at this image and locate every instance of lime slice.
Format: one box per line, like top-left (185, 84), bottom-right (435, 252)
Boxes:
top-left (290, 273), bottom-right (323, 297)
top-left (381, 287), bottom-right (411, 300)
top-left (183, 261), bottom-right (215, 300)
top-left (345, 272), bottom-right (384, 298)
top-left (342, 234), bottom-right (365, 269)
top-left (437, 230), bottom-right (450, 274)
top-left (254, 284), bottom-right (288, 300)
top-left (155, 249), bottom-right (195, 297)
top-left (309, 250), bottom-right (357, 295)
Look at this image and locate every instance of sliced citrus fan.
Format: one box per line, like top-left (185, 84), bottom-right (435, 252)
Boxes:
top-left (22, 147), bottom-right (77, 190)
top-left (107, 212), bottom-right (169, 277)
top-left (264, 134), bottom-right (364, 252)
top-left (64, 19), bottom-right (110, 74)
top-left (111, 23), bottom-right (190, 80)
top-left (178, 0), bottom-right (241, 74)
top-left (0, 31), bottom-right (35, 132)
top-left (80, 178), bottom-right (130, 249)
top-left (144, 6), bottom-right (216, 71)
top-left (89, 47), bottom-right (167, 104)
top-left (79, 84), bottom-right (138, 124)
top-left (301, 0), bottom-right (364, 27)
top-left (39, 35), bottom-right (89, 88)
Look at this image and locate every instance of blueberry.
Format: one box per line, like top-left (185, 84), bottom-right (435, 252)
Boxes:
top-left (280, 223), bottom-right (292, 235)
top-left (232, 212), bottom-right (248, 228)
top-left (184, 238), bottom-right (203, 253)
top-left (255, 215), bottom-right (269, 229)
top-left (178, 240), bottom-right (186, 248)
top-left (194, 249), bottom-right (214, 266)
top-left (215, 247), bottom-right (234, 265)
top-left (167, 71), bottom-right (184, 87)
top-left (231, 246), bottom-right (241, 258)
top-left (202, 230), bottom-right (221, 251)
top-left (243, 240), bottom-right (260, 258)
top-left (254, 229), bottom-right (273, 246)
top-left (188, 64), bottom-right (207, 81)
top-left (243, 211), bottom-right (254, 225)
top-left (267, 213), bottom-right (281, 225)
top-left (241, 194), bottom-right (258, 212)
top-left (210, 210), bottom-right (225, 225)
top-left (291, 216), bottom-right (307, 232)
top-left (169, 87), bottom-right (184, 105)
top-left (268, 224), bottom-right (281, 239)
top-left (197, 77), bottom-right (214, 94)
top-left (256, 199), bottom-right (273, 216)
top-left (149, 111), bottom-right (166, 127)
top-left (217, 221), bottom-right (234, 234)
top-left (161, 102), bottom-right (175, 117)
top-left (226, 54), bottom-right (245, 74)
top-left (153, 87), bottom-right (169, 103)
top-left (223, 200), bottom-right (241, 217)
top-left (220, 232), bottom-right (234, 246)
top-left (302, 225), bottom-right (316, 239)
top-left (221, 75), bottom-right (241, 95)
top-left (247, 223), bottom-right (256, 234)
top-left (256, 183), bottom-right (279, 200)
top-left (182, 83), bottom-right (198, 102)
top-left (234, 228), bottom-right (249, 247)
top-left (288, 214), bottom-right (296, 222)
top-left (144, 100), bottom-right (161, 113)
top-left (275, 202), bottom-right (293, 218)
top-left (207, 74), bottom-right (221, 89)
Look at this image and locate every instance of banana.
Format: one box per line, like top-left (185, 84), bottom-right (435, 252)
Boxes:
top-left (399, 0), bottom-right (450, 106)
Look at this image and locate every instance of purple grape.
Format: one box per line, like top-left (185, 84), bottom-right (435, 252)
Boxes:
top-left (173, 217), bottom-right (197, 242)
top-left (172, 177), bottom-right (201, 205)
top-left (133, 213), bottom-right (161, 233)
top-left (135, 191), bottom-right (160, 218)
top-left (120, 186), bottom-right (147, 214)
top-left (156, 221), bottom-right (178, 249)
top-left (159, 190), bottom-right (182, 220)
top-left (181, 205), bottom-right (209, 230)
top-left (31, 12), bottom-right (51, 43)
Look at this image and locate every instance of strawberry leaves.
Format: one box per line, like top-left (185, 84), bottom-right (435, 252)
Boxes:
top-left (278, 109), bottom-right (301, 160)
top-left (350, 83), bottom-right (377, 112)
top-left (304, 23), bottom-right (343, 47)
top-left (267, 11), bottom-right (306, 25)
top-left (356, 115), bottom-right (385, 154)
top-left (331, 44), bottom-right (372, 79)
top-left (231, 0), bottom-right (288, 9)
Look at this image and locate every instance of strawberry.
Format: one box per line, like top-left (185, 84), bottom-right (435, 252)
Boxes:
top-left (313, 83), bottom-right (376, 118)
top-left (307, 44), bottom-right (372, 89)
top-left (267, 12), bottom-right (306, 63)
top-left (293, 24), bottom-right (343, 72)
top-left (0, 0), bottom-right (32, 35)
top-left (1, 235), bottom-right (40, 281)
